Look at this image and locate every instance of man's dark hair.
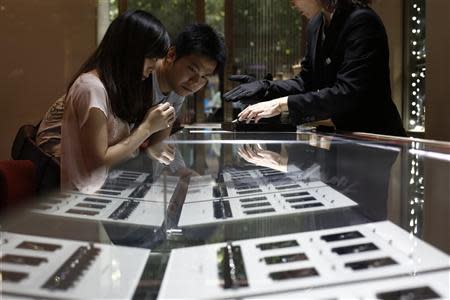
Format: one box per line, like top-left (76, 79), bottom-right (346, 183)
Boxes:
top-left (67, 10), bottom-right (170, 123)
top-left (173, 23), bottom-right (226, 74)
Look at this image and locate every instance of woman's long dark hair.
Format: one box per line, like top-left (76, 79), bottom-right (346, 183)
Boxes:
top-left (67, 10), bottom-right (170, 123)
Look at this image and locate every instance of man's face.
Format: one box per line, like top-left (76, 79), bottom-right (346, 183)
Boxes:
top-left (291, 0), bottom-right (321, 19)
top-left (165, 49), bottom-right (217, 97)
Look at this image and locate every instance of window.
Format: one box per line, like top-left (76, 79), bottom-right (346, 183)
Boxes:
top-left (232, 0), bottom-right (303, 80)
top-left (128, 0), bottom-right (195, 39)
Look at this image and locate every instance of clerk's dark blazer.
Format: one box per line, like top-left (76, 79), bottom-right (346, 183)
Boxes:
top-left (266, 5), bottom-right (407, 137)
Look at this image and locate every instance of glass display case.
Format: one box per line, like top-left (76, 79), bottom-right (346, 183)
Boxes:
top-left (1, 127), bottom-right (449, 299)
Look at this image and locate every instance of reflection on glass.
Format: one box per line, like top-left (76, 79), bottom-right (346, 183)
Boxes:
top-left (2, 130), bottom-right (449, 299)
top-left (407, 141), bottom-right (425, 237)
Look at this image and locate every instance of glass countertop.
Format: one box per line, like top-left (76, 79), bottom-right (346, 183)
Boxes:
top-left (1, 128), bottom-right (449, 299)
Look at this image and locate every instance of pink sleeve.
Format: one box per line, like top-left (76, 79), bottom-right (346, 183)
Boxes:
top-left (71, 80), bottom-right (109, 128)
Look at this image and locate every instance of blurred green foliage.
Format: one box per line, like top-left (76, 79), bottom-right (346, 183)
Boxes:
top-left (108, 0), bottom-right (302, 77)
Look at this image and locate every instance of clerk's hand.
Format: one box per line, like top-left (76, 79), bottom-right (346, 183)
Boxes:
top-left (146, 142), bottom-right (175, 165)
top-left (228, 74), bottom-right (257, 84)
top-left (238, 97), bottom-right (288, 123)
top-left (223, 76), bottom-right (270, 103)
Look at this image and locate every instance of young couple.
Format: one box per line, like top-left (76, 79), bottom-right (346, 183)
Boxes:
top-left (36, 10), bottom-right (225, 191)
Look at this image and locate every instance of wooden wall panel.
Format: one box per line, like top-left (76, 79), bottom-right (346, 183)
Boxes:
top-left (0, 0), bottom-right (97, 159)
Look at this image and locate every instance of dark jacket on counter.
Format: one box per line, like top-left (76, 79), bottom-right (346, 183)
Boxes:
top-left (266, 5), bottom-right (407, 137)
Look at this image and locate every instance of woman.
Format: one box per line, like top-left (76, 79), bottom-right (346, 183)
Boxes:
top-left (60, 10), bottom-right (175, 191)
top-left (225, 0), bottom-right (407, 137)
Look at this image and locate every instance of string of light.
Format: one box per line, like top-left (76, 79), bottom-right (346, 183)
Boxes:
top-left (408, 141), bottom-right (424, 238)
top-left (408, 0), bottom-right (426, 132)
top-left (406, 1), bottom-right (426, 239)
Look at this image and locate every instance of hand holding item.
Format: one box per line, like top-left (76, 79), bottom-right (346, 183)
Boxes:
top-left (142, 102), bottom-right (176, 133)
top-left (308, 134), bottom-right (332, 150)
top-left (238, 97), bottom-right (288, 123)
top-left (238, 144), bottom-right (288, 173)
top-left (146, 142), bottom-right (175, 165)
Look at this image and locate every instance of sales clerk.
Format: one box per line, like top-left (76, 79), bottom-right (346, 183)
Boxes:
top-left (224, 0), bottom-right (407, 137)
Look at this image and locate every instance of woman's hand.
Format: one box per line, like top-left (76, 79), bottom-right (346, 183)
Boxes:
top-left (238, 97), bottom-right (288, 123)
top-left (141, 102), bottom-right (176, 134)
top-left (146, 142), bottom-right (175, 165)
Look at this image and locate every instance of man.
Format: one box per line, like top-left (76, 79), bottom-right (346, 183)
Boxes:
top-left (147, 23), bottom-right (225, 142)
top-left (224, 0), bottom-right (406, 137)
top-left (143, 23), bottom-right (226, 163)
top-left (36, 23), bottom-right (226, 163)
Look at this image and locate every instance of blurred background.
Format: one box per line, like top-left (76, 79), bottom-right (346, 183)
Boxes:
top-left (1, 0), bottom-right (448, 160)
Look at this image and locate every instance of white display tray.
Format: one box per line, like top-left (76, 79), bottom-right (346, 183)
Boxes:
top-left (1, 232), bottom-right (149, 299)
top-left (184, 166), bottom-right (322, 204)
top-left (178, 185), bottom-right (357, 226)
top-left (246, 270), bottom-right (450, 299)
top-left (32, 193), bottom-right (166, 227)
top-left (158, 221), bottom-right (450, 299)
top-left (71, 170), bottom-right (179, 202)
top-left (31, 171), bottom-right (179, 226)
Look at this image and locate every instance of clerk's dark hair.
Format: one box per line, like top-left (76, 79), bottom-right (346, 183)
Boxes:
top-left (321, 0), bottom-right (372, 9)
top-left (348, 0), bottom-right (372, 6)
top-left (67, 10), bottom-right (170, 123)
top-left (173, 23), bottom-right (226, 74)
